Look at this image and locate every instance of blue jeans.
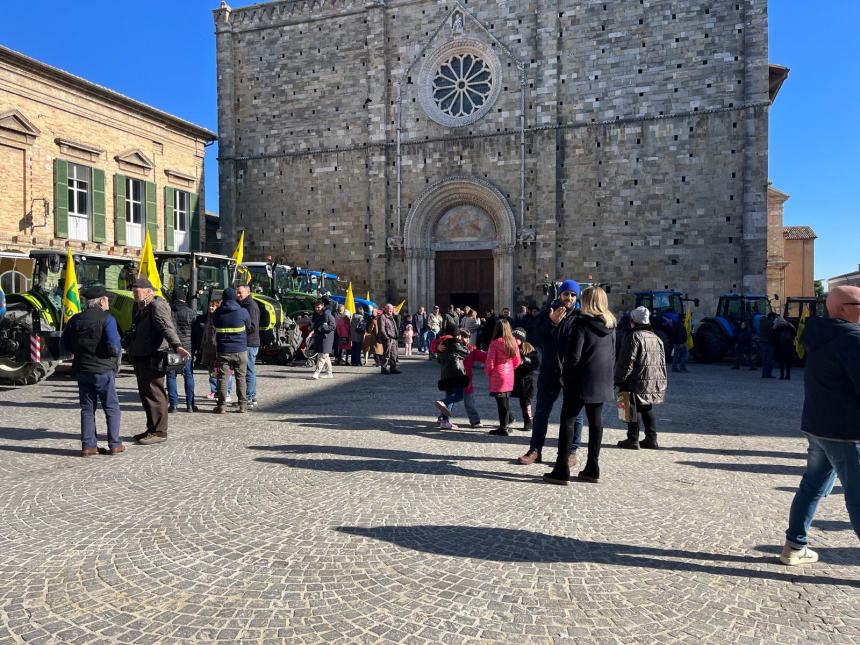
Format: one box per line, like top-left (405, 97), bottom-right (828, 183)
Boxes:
top-left (423, 330), bottom-right (437, 355)
top-left (671, 344), bottom-right (688, 371)
top-left (530, 375), bottom-right (583, 453)
top-left (463, 391), bottom-right (481, 425)
top-left (167, 359), bottom-right (196, 408)
top-left (77, 371), bottom-right (121, 449)
top-left (785, 435), bottom-right (860, 548)
top-left (442, 387), bottom-right (464, 411)
top-left (246, 346), bottom-right (259, 400)
top-left (210, 371), bottom-right (233, 394)
top-left (351, 341), bottom-right (363, 365)
top-left (760, 342), bottom-right (774, 377)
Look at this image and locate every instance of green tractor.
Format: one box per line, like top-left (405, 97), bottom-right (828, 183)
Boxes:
top-left (244, 261), bottom-right (316, 318)
top-left (0, 249), bottom-right (138, 386)
top-left (155, 252), bottom-right (299, 365)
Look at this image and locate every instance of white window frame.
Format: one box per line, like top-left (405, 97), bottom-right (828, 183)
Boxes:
top-left (125, 177), bottom-right (143, 225)
top-left (67, 163), bottom-right (90, 217)
top-left (174, 190), bottom-right (189, 232)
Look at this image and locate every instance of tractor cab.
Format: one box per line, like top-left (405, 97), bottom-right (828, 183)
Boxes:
top-left (715, 293), bottom-right (772, 334)
top-left (155, 251), bottom-right (234, 316)
top-left (783, 296), bottom-right (827, 327)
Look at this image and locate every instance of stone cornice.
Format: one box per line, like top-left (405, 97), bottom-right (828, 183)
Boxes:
top-left (55, 137), bottom-right (104, 162)
top-left (0, 109), bottom-right (40, 144)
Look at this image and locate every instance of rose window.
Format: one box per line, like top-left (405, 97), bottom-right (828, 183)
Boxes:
top-left (432, 53), bottom-right (493, 118)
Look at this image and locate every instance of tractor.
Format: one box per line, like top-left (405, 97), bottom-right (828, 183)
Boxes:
top-left (0, 249), bottom-right (138, 386)
top-left (244, 261), bottom-right (316, 317)
top-left (693, 293), bottom-right (773, 363)
top-left (291, 267), bottom-right (378, 313)
top-left (156, 251), bottom-right (298, 365)
top-left (782, 296), bottom-right (827, 328)
top-left (632, 290), bottom-right (698, 360)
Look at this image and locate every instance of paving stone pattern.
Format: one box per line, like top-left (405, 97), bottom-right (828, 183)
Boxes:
top-left (0, 358), bottom-right (857, 644)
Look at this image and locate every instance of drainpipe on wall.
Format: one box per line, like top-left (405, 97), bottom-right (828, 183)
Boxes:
top-left (395, 81), bottom-right (402, 235)
top-left (519, 64), bottom-right (526, 230)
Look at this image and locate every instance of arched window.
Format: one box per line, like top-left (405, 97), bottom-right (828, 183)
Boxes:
top-left (0, 270), bottom-right (30, 294)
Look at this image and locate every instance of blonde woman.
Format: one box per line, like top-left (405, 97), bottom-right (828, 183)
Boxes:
top-left (544, 286), bottom-right (616, 485)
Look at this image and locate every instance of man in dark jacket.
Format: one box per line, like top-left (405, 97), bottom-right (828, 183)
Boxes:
top-left (127, 277), bottom-right (189, 445)
top-left (380, 303), bottom-right (401, 374)
top-left (669, 315), bottom-right (689, 373)
top-left (518, 279), bottom-right (585, 466)
top-left (443, 305), bottom-right (459, 335)
top-left (780, 285), bottom-right (860, 566)
top-left (237, 285), bottom-right (261, 408)
top-left (413, 307), bottom-right (429, 353)
top-left (212, 287), bottom-right (251, 413)
top-left (61, 285), bottom-right (123, 457)
top-left (759, 311), bottom-right (777, 378)
top-left (167, 287), bottom-right (197, 413)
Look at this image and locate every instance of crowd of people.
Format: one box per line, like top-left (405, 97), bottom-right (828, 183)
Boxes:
top-left (57, 276), bottom-right (860, 568)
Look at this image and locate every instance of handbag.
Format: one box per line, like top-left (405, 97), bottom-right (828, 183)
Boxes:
top-left (616, 390), bottom-right (637, 423)
top-left (152, 350), bottom-right (187, 373)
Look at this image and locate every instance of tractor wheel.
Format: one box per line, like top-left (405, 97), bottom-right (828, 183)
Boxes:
top-left (0, 358), bottom-right (58, 386)
top-left (692, 320), bottom-right (731, 363)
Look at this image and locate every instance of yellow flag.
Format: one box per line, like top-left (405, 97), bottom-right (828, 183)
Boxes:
top-left (232, 231), bottom-right (244, 266)
top-left (61, 247), bottom-right (81, 324)
top-left (365, 291), bottom-right (371, 301)
top-left (395, 299), bottom-right (407, 314)
top-left (138, 230), bottom-right (164, 298)
top-left (344, 282), bottom-right (356, 315)
top-left (684, 305), bottom-right (694, 350)
top-left (794, 306), bottom-right (809, 359)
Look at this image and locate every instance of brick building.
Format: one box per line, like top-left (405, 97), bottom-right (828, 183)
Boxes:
top-left (782, 225), bottom-right (816, 298)
top-left (0, 45), bottom-right (216, 264)
top-left (215, 0), bottom-right (771, 314)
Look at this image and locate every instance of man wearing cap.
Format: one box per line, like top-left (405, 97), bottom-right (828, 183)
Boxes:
top-left (517, 279), bottom-right (586, 466)
top-left (127, 277), bottom-right (189, 445)
top-left (166, 287), bottom-right (198, 413)
top-left (61, 285), bottom-right (124, 457)
top-left (779, 285), bottom-right (860, 566)
top-left (212, 287), bottom-right (251, 413)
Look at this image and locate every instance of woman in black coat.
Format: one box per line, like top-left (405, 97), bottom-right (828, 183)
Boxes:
top-left (773, 317), bottom-right (797, 380)
top-left (544, 287), bottom-right (616, 485)
top-left (310, 299), bottom-right (336, 379)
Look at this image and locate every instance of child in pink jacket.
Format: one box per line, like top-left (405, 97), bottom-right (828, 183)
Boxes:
top-left (483, 319), bottom-right (522, 436)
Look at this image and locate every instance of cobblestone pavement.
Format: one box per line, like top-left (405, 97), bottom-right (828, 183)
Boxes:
top-left (0, 356), bottom-right (857, 645)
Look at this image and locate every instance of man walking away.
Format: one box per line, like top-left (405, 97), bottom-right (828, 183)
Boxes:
top-left (127, 277), bottom-right (190, 445)
top-left (237, 284), bottom-right (260, 408)
top-left (212, 288), bottom-right (251, 413)
top-left (779, 286), bottom-right (860, 566)
top-left (380, 303), bottom-right (401, 374)
top-left (670, 315), bottom-right (689, 373)
top-left (62, 286), bottom-right (123, 457)
top-left (167, 287), bottom-right (198, 413)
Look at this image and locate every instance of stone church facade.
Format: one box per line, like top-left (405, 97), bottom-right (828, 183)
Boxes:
top-left (215, 0), bottom-right (769, 314)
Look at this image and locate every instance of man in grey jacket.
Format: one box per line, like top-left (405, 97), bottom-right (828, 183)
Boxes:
top-left (127, 277), bottom-right (190, 445)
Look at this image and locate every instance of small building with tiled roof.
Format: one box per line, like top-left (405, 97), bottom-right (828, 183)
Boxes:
top-left (783, 226), bottom-right (817, 241)
top-left (783, 224), bottom-right (816, 298)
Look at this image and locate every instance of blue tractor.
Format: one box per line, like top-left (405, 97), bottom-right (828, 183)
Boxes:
top-left (632, 290), bottom-right (697, 360)
top-left (693, 293), bottom-right (773, 363)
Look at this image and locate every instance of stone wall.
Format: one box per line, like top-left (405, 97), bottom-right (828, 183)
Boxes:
top-left (0, 47), bottom-right (214, 257)
top-left (216, 0), bottom-right (769, 314)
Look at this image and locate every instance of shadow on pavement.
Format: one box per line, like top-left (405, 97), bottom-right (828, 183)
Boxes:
top-left (250, 444), bottom-right (539, 483)
top-left (666, 446), bottom-right (805, 460)
top-left (336, 525), bottom-right (860, 586)
top-left (678, 460), bottom-right (805, 477)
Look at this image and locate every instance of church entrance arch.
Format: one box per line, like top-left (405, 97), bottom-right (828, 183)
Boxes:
top-left (404, 176), bottom-right (516, 313)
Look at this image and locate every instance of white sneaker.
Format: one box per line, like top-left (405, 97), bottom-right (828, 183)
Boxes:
top-left (780, 544), bottom-right (819, 566)
top-left (434, 400), bottom-right (450, 418)
top-left (321, 373), bottom-right (334, 379)
top-left (225, 395), bottom-right (232, 404)
top-left (439, 418), bottom-right (459, 430)
top-left (310, 373), bottom-right (320, 380)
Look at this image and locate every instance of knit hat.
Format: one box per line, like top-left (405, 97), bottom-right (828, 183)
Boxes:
top-left (630, 306), bottom-right (650, 325)
top-left (132, 277), bottom-right (154, 289)
top-left (557, 279), bottom-right (581, 298)
top-left (512, 327), bottom-right (527, 341)
top-left (222, 287), bottom-right (238, 302)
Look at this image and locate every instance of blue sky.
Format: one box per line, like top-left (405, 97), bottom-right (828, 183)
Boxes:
top-left (1, 2), bottom-right (856, 282)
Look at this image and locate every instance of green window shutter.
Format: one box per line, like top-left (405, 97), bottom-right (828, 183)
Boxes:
top-left (113, 174), bottom-right (126, 246)
top-left (145, 181), bottom-right (158, 248)
top-left (53, 159), bottom-right (69, 239)
top-left (164, 187), bottom-right (175, 251)
top-left (189, 191), bottom-right (200, 251)
top-left (91, 168), bottom-right (106, 242)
